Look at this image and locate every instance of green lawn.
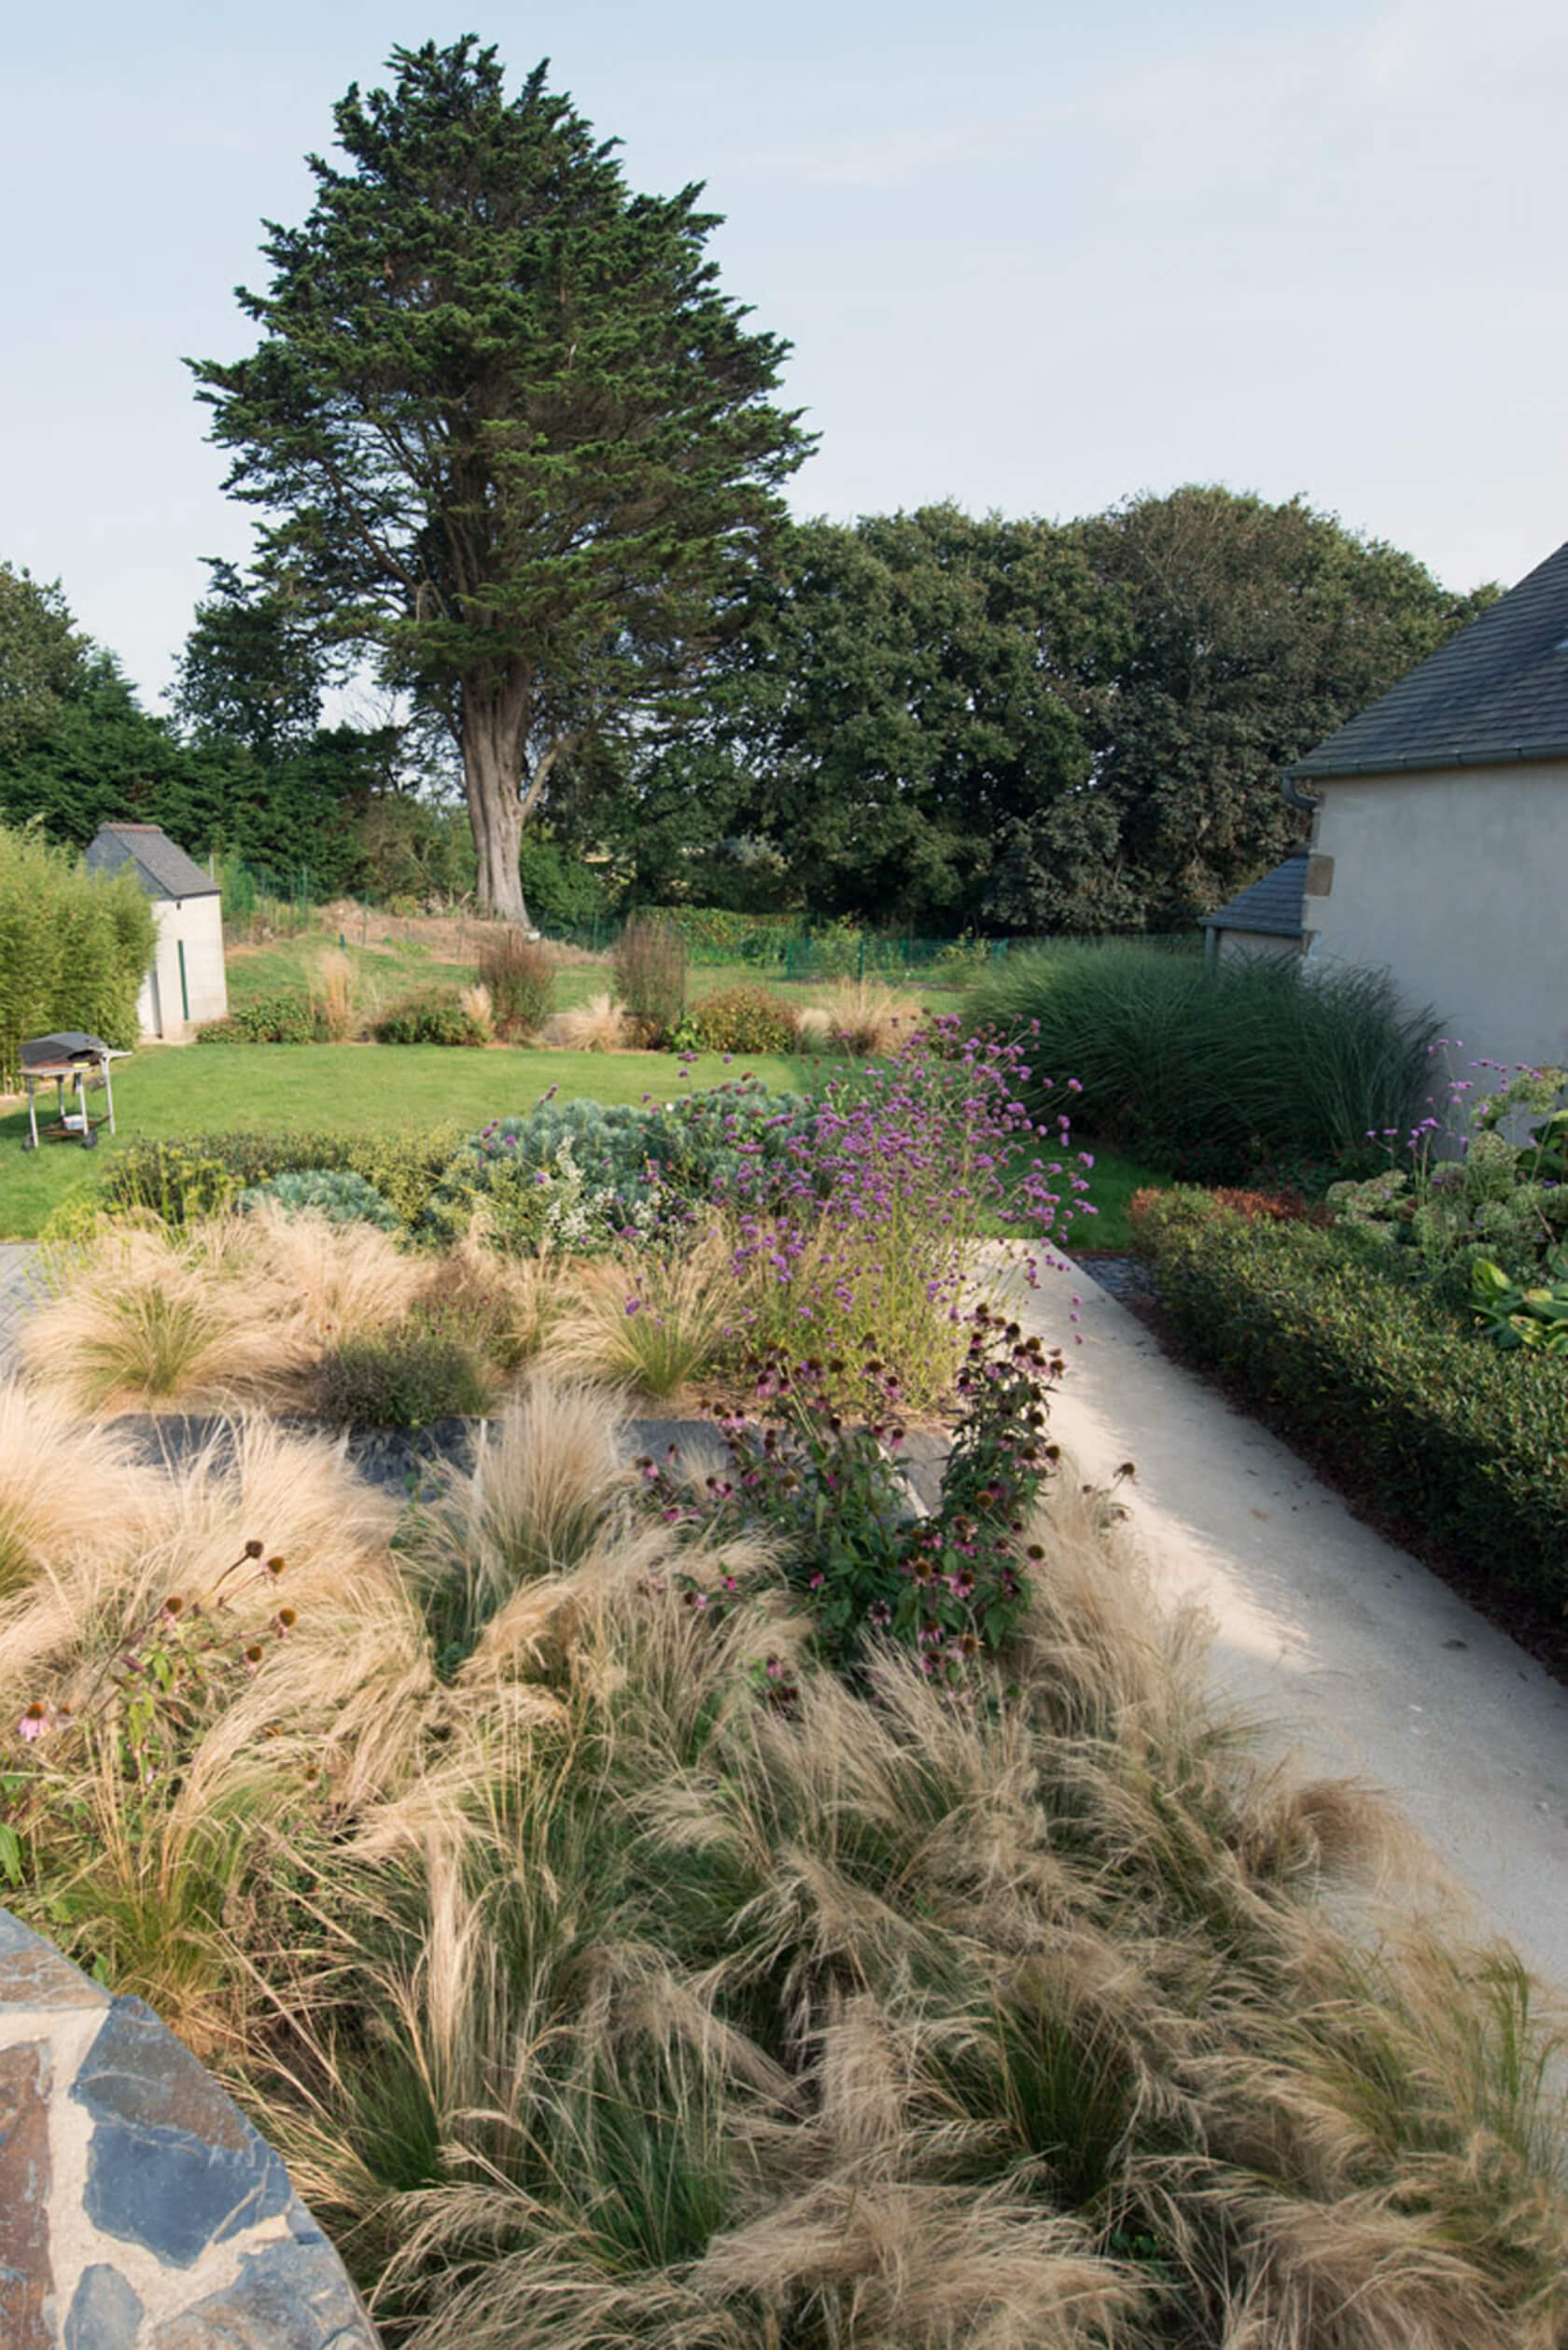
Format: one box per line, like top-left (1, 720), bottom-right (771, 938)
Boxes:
top-left (1069, 1144), bottom-right (1169, 1254)
top-left (0, 1042), bottom-right (801, 1238)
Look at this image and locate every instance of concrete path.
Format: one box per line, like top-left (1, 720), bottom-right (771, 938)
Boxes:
top-left (994, 1251), bottom-right (1568, 1985)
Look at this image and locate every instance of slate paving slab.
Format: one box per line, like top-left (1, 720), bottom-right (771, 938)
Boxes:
top-left (0, 1908), bottom-right (380, 2350)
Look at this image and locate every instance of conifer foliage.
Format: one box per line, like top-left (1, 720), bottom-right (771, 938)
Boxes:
top-left (191, 39), bottom-right (812, 922)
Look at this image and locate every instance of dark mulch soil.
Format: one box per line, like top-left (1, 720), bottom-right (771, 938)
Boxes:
top-left (1078, 1256), bottom-right (1568, 1693)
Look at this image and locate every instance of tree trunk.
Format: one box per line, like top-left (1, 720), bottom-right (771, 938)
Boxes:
top-left (461, 688), bottom-right (531, 926)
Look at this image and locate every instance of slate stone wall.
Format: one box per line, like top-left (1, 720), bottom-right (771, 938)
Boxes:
top-left (0, 1909), bottom-right (379, 2349)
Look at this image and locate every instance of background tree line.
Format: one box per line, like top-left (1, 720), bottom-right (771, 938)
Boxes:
top-left (0, 480), bottom-right (1495, 935)
top-left (583, 486), bottom-right (1495, 933)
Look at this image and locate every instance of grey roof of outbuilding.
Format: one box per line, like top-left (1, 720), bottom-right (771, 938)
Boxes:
top-left (84, 823), bottom-right (219, 900)
top-left (1286, 539), bottom-right (1568, 781)
top-left (1202, 850), bottom-right (1309, 938)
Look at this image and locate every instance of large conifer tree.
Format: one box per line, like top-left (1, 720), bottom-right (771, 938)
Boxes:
top-left (191, 38), bottom-right (811, 921)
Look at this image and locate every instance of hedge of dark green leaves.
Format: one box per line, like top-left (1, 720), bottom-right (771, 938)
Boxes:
top-left (1134, 1194), bottom-right (1568, 1610)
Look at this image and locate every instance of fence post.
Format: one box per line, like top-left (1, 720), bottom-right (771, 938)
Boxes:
top-left (857, 932), bottom-right (865, 982)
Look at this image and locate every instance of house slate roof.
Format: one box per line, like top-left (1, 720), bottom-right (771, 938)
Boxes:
top-left (1202, 850), bottom-right (1309, 938)
top-left (1286, 537), bottom-right (1568, 781)
top-left (84, 823), bottom-right (219, 900)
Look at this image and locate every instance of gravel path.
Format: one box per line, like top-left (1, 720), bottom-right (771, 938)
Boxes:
top-left (0, 1243), bottom-right (41, 1373)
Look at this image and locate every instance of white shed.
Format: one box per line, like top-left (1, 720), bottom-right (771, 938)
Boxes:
top-left (83, 823), bottom-right (229, 1040)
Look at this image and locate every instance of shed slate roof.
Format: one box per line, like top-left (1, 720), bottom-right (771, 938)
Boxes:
top-left (1203, 850), bottom-right (1309, 939)
top-left (1285, 539), bottom-right (1568, 782)
top-left (84, 823), bottom-right (219, 900)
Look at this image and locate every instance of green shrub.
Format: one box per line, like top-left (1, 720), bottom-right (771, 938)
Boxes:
top-left (476, 931), bottom-right (554, 1038)
top-left (371, 990), bottom-right (486, 1046)
top-left (1135, 1195), bottom-right (1568, 1609)
top-left (681, 983), bottom-right (798, 1056)
top-left (423, 1084), bottom-right (817, 1252)
top-left (198, 990), bottom-right (318, 1044)
top-left (99, 1139), bottom-right (243, 1224)
top-left (611, 913), bottom-right (687, 1042)
top-left (965, 942), bottom-right (1439, 1181)
top-left (0, 824), bottom-right (156, 1091)
top-left (239, 1168), bottom-right (399, 1229)
top-left (100, 1125), bottom-right (468, 1229)
top-left (315, 1310), bottom-right (494, 1426)
top-left (347, 1125), bottom-right (471, 1224)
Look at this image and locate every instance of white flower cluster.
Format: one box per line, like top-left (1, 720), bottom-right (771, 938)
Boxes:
top-left (535, 1135), bottom-right (663, 1252)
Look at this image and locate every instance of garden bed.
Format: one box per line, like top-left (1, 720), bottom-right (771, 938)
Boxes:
top-left (3, 1042), bottom-right (1565, 2346)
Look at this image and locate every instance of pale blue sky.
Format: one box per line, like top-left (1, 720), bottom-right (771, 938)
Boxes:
top-left (4, 0), bottom-right (1563, 706)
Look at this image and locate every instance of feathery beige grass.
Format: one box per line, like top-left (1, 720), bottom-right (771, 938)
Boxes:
top-left (21, 1209), bottom-right (429, 1412)
top-left (547, 1225), bottom-right (735, 1399)
top-left (422, 1230), bottom-right (570, 1371)
top-left (0, 1380), bottom-right (158, 1598)
top-left (308, 946), bottom-right (358, 1041)
top-left (805, 977), bottom-right (928, 1056)
top-left (541, 990), bottom-right (630, 1052)
top-left (459, 981), bottom-right (495, 1038)
top-left (3, 1366), bottom-right (1563, 2347)
top-left (19, 1221), bottom-right (275, 1410)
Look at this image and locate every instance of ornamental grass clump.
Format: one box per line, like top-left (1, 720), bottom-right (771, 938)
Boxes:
top-left (966, 941), bottom-right (1439, 1181)
top-left (612, 912), bottom-right (687, 1042)
top-left (727, 1016), bottom-right (1093, 1408)
top-left (2, 1372), bottom-right (1565, 2343)
top-left (551, 1224), bottom-right (735, 1399)
top-left (476, 930), bottom-right (554, 1037)
top-left (22, 1206), bottom-right (429, 1412)
top-left (307, 946), bottom-right (358, 1041)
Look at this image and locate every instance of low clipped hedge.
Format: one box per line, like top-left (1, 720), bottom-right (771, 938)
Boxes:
top-left (1133, 1191), bottom-right (1568, 1611)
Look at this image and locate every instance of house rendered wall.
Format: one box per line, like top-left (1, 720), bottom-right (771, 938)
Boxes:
top-left (1302, 760), bottom-right (1568, 1074)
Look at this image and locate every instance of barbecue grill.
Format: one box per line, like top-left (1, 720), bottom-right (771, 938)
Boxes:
top-left (20, 1033), bottom-right (128, 1152)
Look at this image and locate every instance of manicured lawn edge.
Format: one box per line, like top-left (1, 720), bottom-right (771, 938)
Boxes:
top-left (1134, 1198), bottom-right (1568, 1617)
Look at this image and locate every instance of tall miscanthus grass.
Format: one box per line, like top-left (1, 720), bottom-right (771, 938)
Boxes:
top-left (1, 1375), bottom-right (1564, 2343)
top-left (966, 942), bottom-right (1441, 1180)
top-left (725, 1018), bottom-right (1093, 1408)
